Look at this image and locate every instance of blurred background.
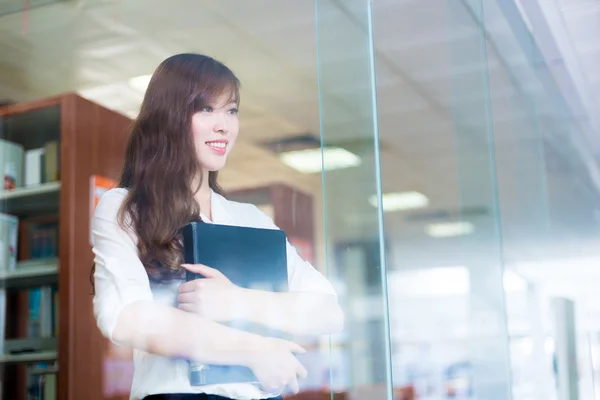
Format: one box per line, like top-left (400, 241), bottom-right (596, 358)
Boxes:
top-left (1, 0), bottom-right (600, 399)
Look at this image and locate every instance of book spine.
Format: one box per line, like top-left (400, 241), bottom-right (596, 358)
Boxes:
top-left (25, 148), bottom-right (44, 187)
top-left (0, 139), bottom-right (24, 192)
top-left (0, 213), bottom-right (19, 272)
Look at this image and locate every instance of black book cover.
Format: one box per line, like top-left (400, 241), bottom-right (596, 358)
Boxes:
top-left (181, 222), bottom-right (289, 386)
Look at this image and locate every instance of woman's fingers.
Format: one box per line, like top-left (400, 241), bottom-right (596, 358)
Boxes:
top-left (181, 263), bottom-right (224, 279)
top-left (282, 340), bottom-right (306, 354)
top-left (177, 303), bottom-right (195, 313)
top-left (177, 292), bottom-right (196, 304)
top-left (296, 361), bottom-right (308, 379)
top-left (288, 377), bottom-right (300, 394)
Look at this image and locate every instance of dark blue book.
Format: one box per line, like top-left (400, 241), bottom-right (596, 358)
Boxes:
top-left (180, 222), bottom-right (289, 386)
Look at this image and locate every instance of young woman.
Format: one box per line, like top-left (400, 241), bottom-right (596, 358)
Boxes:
top-left (91, 53), bottom-right (343, 400)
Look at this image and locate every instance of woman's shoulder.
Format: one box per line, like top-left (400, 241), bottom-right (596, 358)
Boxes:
top-left (94, 187), bottom-right (129, 220)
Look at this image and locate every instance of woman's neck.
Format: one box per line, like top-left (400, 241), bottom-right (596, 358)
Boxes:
top-left (194, 171), bottom-right (212, 220)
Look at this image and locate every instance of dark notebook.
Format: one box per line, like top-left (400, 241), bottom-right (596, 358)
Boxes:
top-left (181, 222), bottom-right (289, 386)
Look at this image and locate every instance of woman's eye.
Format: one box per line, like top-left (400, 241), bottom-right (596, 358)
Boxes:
top-left (228, 108), bottom-right (239, 115)
top-left (201, 106), bottom-right (212, 112)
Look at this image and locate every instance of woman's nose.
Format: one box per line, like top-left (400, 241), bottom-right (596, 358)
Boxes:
top-left (213, 112), bottom-right (228, 133)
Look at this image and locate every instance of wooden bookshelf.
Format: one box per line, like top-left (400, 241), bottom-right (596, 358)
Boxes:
top-left (0, 93), bottom-right (132, 400)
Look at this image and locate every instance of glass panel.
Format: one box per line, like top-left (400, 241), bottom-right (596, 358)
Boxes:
top-left (480, 3), bottom-right (556, 399)
top-left (481, 1), bottom-right (600, 399)
top-left (315, 0), bottom-right (393, 399)
top-left (446, 1), bottom-right (513, 398)
top-left (369, 0), bottom-right (513, 399)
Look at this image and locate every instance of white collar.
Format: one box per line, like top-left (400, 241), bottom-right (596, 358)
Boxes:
top-left (200, 190), bottom-right (233, 225)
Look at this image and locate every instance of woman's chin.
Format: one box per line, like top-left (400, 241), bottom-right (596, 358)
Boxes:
top-left (203, 161), bottom-right (227, 172)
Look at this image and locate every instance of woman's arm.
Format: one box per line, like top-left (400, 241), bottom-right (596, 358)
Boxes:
top-left (239, 290), bottom-right (343, 336)
top-left (114, 299), bottom-right (309, 393)
top-left (178, 264), bottom-right (344, 337)
top-left (113, 300), bottom-right (258, 365)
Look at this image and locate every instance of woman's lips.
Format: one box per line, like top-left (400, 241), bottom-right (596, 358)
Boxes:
top-left (206, 141), bottom-right (227, 155)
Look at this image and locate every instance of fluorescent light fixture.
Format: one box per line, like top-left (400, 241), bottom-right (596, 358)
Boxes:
top-left (389, 267), bottom-right (527, 299)
top-left (128, 74), bottom-right (152, 93)
top-left (388, 266), bottom-right (470, 298)
top-left (369, 191), bottom-right (429, 211)
top-left (426, 221), bottom-right (474, 238)
top-left (279, 147), bottom-right (361, 174)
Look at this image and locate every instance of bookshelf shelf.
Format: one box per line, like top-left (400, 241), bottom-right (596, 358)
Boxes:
top-left (30, 366), bottom-right (59, 375)
top-left (0, 351), bottom-right (57, 365)
top-left (0, 259), bottom-right (59, 289)
top-left (0, 182), bottom-right (60, 216)
top-left (0, 181), bottom-right (60, 201)
top-left (4, 337), bottom-right (57, 355)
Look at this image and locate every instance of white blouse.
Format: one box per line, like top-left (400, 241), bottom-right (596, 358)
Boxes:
top-left (92, 188), bottom-right (336, 400)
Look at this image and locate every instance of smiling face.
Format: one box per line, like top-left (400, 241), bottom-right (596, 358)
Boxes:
top-left (191, 91), bottom-right (240, 172)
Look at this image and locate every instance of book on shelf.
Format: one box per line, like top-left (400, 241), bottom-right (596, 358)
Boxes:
top-left (0, 138), bottom-right (59, 193)
top-left (0, 213), bottom-right (18, 273)
top-left (19, 217), bottom-right (59, 262)
top-left (0, 213), bottom-right (16, 360)
top-left (27, 286), bottom-right (57, 339)
top-left (26, 361), bottom-right (57, 400)
top-left (28, 223), bottom-right (58, 260)
top-left (43, 141), bottom-right (59, 183)
top-left (0, 289), bottom-right (5, 356)
top-left (0, 139), bottom-right (24, 193)
top-left (25, 149), bottom-right (44, 187)
top-left (23, 140), bottom-right (60, 188)
top-left (22, 217), bottom-right (60, 342)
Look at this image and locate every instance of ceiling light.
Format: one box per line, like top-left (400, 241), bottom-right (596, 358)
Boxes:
top-left (426, 221), bottom-right (474, 238)
top-left (279, 147), bottom-right (361, 174)
top-left (388, 266), bottom-right (469, 298)
top-left (128, 74), bottom-right (152, 93)
top-left (369, 191), bottom-right (429, 212)
top-left (388, 267), bottom-right (527, 298)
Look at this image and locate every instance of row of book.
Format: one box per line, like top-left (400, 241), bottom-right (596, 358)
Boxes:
top-left (28, 286), bottom-right (58, 339)
top-left (0, 125), bottom-right (60, 398)
top-left (26, 362), bottom-right (57, 400)
top-left (0, 190), bottom-right (59, 398)
top-left (0, 213), bottom-right (58, 272)
top-left (0, 138), bottom-right (59, 191)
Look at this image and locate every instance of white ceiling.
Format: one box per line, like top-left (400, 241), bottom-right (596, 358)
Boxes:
top-left (558, 0), bottom-right (600, 116)
top-left (1, 0), bottom-right (600, 328)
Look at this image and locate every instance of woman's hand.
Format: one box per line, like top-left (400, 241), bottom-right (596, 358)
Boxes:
top-left (177, 264), bottom-right (246, 322)
top-left (244, 336), bottom-right (308, 394)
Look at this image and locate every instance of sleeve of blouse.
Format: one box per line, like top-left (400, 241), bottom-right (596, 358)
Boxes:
top-left (91, 189), bottom-right (154, 344)
top-left (248, 205), bottom-right (337, 297)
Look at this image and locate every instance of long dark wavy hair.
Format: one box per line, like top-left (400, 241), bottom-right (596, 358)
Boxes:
top-left (91, 53), bottom-right (240, 289)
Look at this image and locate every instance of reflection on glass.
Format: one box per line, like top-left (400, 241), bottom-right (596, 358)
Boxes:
top-left (316, 0), bottom-right (393, 399)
